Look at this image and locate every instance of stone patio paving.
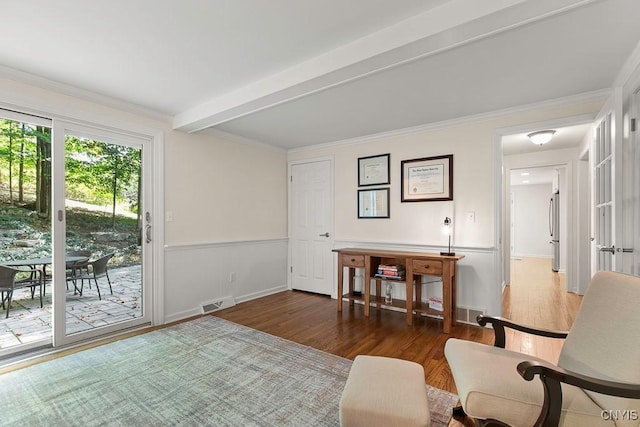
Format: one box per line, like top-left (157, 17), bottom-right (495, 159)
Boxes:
top-left (0, 265), bottom-right (142, 349)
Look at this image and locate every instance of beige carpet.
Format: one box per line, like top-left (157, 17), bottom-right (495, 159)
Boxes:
top-left (0, 316), bottom-right (458, 426)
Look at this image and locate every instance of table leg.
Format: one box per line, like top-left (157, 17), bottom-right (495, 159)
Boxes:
top-left (451, 261), bottom-right (458, 327)
top-left (337, 258), bottom-right (344, 312)
top-left (348, 268), bottom-right (355, 306)
top-left (405, 259), bottom-right (413, 325)
top-left (364, 256), bottom-right (371, 318)
top-left (442, 261), bottom-right (452, 333)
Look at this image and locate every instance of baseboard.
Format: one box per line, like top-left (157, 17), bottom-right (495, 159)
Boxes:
top-left (456, 305), bottom-right (486, 325)
top-left (164, 285), bottom-right (288, 324)
top-left (234, 285), bottom-right (288, 304)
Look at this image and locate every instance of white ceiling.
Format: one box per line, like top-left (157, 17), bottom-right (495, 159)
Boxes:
top-left (1, 0), bottom-right (640, 150)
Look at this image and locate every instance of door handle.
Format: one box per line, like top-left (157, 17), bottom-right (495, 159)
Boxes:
top-left (319, 232), bottom-right (330, 237)
top-left (599, 246), bottom-right (615, 254)
top-left (616, 247), bottom-right (634, 253)
top-left (145, 224), bottom-right (152, 243)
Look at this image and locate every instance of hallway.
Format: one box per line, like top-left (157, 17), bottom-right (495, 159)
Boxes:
top-left (503, 257), bottom-right (583, 363)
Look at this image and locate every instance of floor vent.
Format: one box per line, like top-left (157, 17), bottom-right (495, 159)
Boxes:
top-left (201, 296), bottom-right (236, 314)
top-left (456, 306), bottom-right (486, 325)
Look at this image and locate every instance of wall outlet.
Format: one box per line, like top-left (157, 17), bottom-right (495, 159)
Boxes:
top-left (229, 272), bottom-right (236, 283)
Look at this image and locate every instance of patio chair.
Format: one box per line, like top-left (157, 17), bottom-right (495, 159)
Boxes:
top-left (65, 250), bottom-right (92, 293)
top-left (73, 253), bottom-right (115, 300)
top-left (0, 264), bottom-right (43, 318)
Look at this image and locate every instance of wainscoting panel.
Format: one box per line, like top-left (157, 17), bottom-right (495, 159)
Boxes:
top-left (164, 239), bottom-right (288, 323)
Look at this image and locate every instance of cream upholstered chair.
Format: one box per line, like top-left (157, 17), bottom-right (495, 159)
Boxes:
top-left (445, 271), bottom-right (640, 426)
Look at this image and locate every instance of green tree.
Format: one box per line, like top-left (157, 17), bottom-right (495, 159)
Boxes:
top-left (34, 126), bottom-right (51, 216)
top-left (0, 119), bottom-right (39, 206)
top-left (65, 137), bottom-right (141, 229)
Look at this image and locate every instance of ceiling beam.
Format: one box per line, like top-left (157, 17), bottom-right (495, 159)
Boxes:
top-left (173, 0), bottom-right (596, 133)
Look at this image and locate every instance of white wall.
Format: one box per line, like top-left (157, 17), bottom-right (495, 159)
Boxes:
top-left (163, 130), bottom-right (289, 321)
top-left (289, 99), bottom-right (603, 316)
top-left (164, 130), bottom-right (287, 244)
top-left (0, 77), bottom-right (289, 324)
top-left (511, 184), bottom-right (552, 258)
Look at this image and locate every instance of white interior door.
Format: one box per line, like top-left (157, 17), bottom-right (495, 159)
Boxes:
top-left (290, 160), bottom-right (333, 295)
top-left (592, 99), bottom-right (624, 274)
top-left (593, 113), bottom-right (614, 272)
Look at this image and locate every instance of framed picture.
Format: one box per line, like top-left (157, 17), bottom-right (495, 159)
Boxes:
top-left (358, 188), bottom-right (390, 218)
top-left (358, 153), bottom-right (390, 187)
top-left (401, 154), bottom-right (453, 202)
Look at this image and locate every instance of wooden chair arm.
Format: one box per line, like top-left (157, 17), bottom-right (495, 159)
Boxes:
top-left (517, 360), bottom-right (640, 427)
top-left (477, 315), bottom-right (569, 348)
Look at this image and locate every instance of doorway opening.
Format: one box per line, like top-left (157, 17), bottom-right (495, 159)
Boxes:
top-left (508, 166), bottom-right (566, 293)
top-left (500, 118), bottom-right (595, 298)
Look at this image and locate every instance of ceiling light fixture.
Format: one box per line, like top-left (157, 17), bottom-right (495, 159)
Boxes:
top-left (527, 130), bottom-right (556, 145)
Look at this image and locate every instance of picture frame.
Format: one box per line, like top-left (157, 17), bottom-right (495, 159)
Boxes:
top-left (358, 153), bottom-right (390, 187)
top-left (401, 154), bottom-right (453, 202)
top-left (358, 188), bottom-right (390, 218)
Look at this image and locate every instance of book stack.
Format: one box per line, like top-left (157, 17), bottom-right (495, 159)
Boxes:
top-left (375, 264), bottom-right (406, 280)
top-left (428, 297), bottom-right (443, 311)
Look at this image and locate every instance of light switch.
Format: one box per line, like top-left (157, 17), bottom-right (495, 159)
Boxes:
top-left (466, 211), bottom-right (475, 223)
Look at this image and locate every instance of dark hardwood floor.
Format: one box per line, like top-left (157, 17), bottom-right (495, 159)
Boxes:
top-left (213, 257), bottom-right (583, 426)
top-left (214, 289), bottom-right (493, 393)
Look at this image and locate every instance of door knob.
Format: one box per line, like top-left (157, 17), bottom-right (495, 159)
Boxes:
top-left (599, 246), bottom-right (615, 254)
top-left (319, 232), bottom-right (330, 237)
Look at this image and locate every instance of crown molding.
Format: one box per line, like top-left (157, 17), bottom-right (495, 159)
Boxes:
top-left (0, 65), bottom-right (172, 124)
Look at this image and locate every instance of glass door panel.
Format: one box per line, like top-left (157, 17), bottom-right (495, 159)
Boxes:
top-left (0, 111), bottom-right (53, 356)
top-left (52, 121), bottom-right (152, 345)
top-left (64, 135), bottom-right (144, 335)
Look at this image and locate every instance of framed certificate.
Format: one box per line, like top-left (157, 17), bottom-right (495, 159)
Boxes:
top-left (401, 155), bottom-right (453, 202)
top-left (358, 188), bottom-right (390, 218)
top-left (358, 153), bottom-right (390, 187)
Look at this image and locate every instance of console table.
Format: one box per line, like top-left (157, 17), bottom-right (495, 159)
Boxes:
top-left (333, 248), bottom-right (464, 333)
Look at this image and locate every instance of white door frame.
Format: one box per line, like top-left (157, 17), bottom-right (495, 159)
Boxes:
top-left (51, 120), bottom-right (158, 346)
top-left (496, 113), bottom-right (596, 294)
top-left (287, 157), bottom-right (335, 296)
top-left (0, 89), bottom-right (165, 343)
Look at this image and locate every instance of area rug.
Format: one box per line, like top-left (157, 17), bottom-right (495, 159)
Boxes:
top-left (0, 316), bottom-right (458, 426)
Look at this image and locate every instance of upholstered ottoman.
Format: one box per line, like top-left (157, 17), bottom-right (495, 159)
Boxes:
top-left (339, 355), bottom-right (431, 427)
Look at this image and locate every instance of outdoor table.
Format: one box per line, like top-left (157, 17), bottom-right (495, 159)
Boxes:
top-left (3, 256), bottom-right (88, 271)
top-left (2, 256), bottom-right (89, 294)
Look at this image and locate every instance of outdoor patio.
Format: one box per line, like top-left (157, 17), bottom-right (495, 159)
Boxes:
top-left (0, 265), bottom-right (142, 349)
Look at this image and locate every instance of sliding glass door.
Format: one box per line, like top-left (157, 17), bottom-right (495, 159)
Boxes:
top-left (52, 122), bottom-right (152, 345)
top-left (1, 110), bottom-right (154, 357)
top-left (0, 110), bottom-right (54, 356)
